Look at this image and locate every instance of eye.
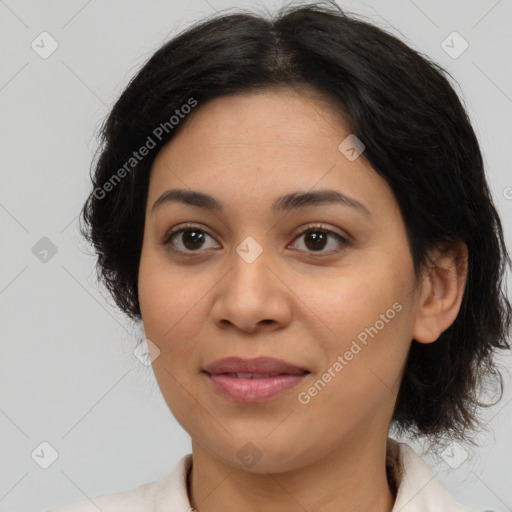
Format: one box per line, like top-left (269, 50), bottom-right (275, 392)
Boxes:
top-left (288, 223), bottom-right (349, 256)
top-left (162, 223), bottom-right (349, 256)
top-left (162, 223), bottom-right (219, 254)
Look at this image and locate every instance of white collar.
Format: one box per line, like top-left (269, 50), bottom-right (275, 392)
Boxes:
top-left (151, 438), bottom-right (473, 511)
top-left (385, 439), bottom-right (473, 511)
top-left (64, 439), bottom-right (473, 511)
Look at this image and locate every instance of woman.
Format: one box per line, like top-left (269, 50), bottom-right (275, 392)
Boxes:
top-left (49, 1), bottom-right (511, 511)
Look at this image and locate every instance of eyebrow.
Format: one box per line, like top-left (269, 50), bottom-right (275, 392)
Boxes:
top-left (151, 188), bottom-right (371, 217)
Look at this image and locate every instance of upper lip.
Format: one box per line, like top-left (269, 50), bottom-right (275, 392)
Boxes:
top-left (203, 356), bottom-right (310, 375)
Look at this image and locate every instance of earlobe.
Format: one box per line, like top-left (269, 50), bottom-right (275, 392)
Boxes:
top-left (412, 241), bottom-right (468, 344)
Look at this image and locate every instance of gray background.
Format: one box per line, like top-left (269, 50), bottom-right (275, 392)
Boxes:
top-left (0, 0), bottom-right (511, 511)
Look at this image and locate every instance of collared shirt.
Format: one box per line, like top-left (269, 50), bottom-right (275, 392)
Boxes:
top-left (46, 439), bottom-right (474, 511)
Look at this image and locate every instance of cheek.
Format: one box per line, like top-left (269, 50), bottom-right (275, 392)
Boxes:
top-left (300, 254), bottom-right (414, 396)
top-left (294, 283), bottom-right (411, 440)
top-left (138, 253), bottom-right (208, 421)
top-left (305, 256), bottom-right (411, 343)
top-left (138, 251), bottom-right (224, 381)
top-left (139, 248), bottom-right (202, 337)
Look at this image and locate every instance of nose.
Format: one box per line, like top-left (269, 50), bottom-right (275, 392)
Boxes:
top-left (210, 246), bottom-right (293, 334)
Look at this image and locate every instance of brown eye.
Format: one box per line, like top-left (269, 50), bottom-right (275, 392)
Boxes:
top-left (162, 224), bottom-right (219, 254)
top-left (178, 229), bottom-right (206, 250)
top-left (162, 223), bottom-right (348, 257)
top-left (289, 225), bottom-right (348, 255)
top-left (303, 231), bottom-right (328, 251)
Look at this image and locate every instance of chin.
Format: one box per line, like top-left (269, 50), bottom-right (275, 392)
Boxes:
top-left (212, 437), bottom-right (311, 474)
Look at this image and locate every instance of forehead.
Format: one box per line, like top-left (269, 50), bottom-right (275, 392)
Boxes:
top-left (147, 88), bottom-right (396, 219)
top-left (160, 87), bottom-right (346, 156)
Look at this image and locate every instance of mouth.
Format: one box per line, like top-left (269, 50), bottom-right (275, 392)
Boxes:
top-left (202, 356), bottom-right (309, 375)
top-left (203, 372), bottom-right (310, 403)
top-left (201, 356), bottom-right (311, 403)
top-left (213, 372), bottom-right (307, 379)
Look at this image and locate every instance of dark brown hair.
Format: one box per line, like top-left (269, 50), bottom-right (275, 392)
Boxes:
top-left (80, 1), bottom-right (512, 447)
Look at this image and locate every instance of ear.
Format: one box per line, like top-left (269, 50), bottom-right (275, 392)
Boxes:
top-left (412, 240), bottom-right (468, 344)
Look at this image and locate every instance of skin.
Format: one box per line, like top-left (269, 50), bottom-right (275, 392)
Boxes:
top-left (137, 87), bottom-right (468, 512)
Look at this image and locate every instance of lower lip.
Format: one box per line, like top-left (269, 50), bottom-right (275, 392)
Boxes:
top-left (204, 372), bottom-right (309, 403)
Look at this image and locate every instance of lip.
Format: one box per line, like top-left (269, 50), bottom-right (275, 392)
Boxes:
top-left (202, 356), bottom-right (309, 375)
top-left (202, 356), bottom-right (310, 403)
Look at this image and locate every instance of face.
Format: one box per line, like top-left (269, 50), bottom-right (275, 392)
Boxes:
top-left (138, 87), bottom-right (423, 473)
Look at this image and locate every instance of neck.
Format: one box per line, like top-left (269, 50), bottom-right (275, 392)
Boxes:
top-left (187, 436), bottom-right (396, 512)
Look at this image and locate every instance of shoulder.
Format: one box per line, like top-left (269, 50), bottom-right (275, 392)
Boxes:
top-left (45, 454), bottom-right (193, 512)
top-left (388, 439), bottom-right (475, 512)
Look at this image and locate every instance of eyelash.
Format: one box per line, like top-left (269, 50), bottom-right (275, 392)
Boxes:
top-left (161, 222), bottom-right (349, 257)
